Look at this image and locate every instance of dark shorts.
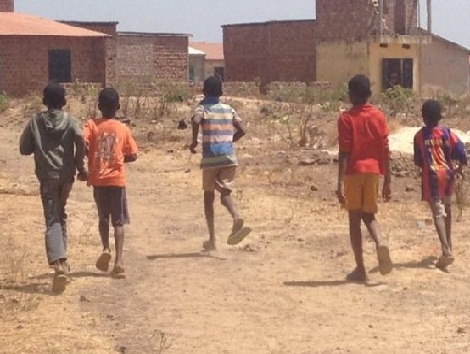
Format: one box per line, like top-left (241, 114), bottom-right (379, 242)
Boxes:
top-left (93, 187), bottom-right (130, 227)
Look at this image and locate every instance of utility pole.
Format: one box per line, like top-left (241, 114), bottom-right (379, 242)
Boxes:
top-left (379, 0), bottom-right (384, 35)
top-left (427, 0), bottom-right (432, 33)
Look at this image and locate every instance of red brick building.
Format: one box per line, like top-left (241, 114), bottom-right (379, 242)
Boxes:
top-left (0, 0), bottom-right (190, 96)
top-left (0, 4), bottom-right (108, 95)
top-left (223, 20), bottom-right (316, 85)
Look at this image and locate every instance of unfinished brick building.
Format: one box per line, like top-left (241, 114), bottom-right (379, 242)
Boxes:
top-left (116, 32), bottom-right (188, 85)
top-left (0, 2), bottom-right (108, 96)
top-left (224, 0), bottom-right (470, 95)
top-left (223, 20), bottom-right (316, 85)
top-left (64, 22), bottom-right (189, 86)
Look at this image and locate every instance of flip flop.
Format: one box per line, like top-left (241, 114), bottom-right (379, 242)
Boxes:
top-left (377, 245), bottom-right (393, 275)
top-left (227, 227), bottom-right (252, 246)
top-left (112, 265), bottom-right (126, 279)
top-left (52, 274), bottom-right (69, 294)
top-left (96, 252), bottom-right (112, 272)
top-left (436, 255), bottom-right (455, 269)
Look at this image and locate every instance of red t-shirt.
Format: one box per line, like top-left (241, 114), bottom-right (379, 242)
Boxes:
top-left (83, 118), bottom-right (138, 187)
top-left (338, 104), bottom-right (389, 175)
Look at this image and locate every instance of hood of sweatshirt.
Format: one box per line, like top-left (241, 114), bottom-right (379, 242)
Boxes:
top-left (39, 110), bottom-right (70, 136)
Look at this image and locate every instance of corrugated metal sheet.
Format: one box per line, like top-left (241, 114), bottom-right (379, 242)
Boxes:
top-left (0, 12), bottom-right (108, 37)
top-left (188, 46), bottom-right (205, 55)
top-left (190, 42), bottom-right (224, 61)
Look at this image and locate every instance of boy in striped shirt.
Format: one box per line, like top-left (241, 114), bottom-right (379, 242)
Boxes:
top-left (190, 76), bottom-right (250, 251)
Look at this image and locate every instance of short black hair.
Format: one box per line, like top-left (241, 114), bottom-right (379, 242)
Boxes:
top-left (203, 76), bottom-right (223, 97)
top-left (422, 99), bottom-right (442, 123)
top-left (98, 88), bottom-right (120, 111)
top-left (43, 83), bottom-right (66, 108)
top-left (348, 74), bottom-right (372, 100)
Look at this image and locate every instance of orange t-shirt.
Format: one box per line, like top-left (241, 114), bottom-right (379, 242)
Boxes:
top-left (338, 104), bottom-right (389, 175)
top-left (83, 118), bottom-right (138, 187)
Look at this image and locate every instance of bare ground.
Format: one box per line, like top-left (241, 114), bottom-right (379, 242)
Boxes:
top-left (1, 99), bottom-right (470, 354)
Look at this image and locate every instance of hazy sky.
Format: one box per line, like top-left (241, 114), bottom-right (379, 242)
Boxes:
top-left (15, 0), bottom-right (470, 49)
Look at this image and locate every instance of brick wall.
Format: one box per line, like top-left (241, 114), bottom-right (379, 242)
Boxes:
top-left (116, 33), bottom-right (188, 86)
top-left (0, 36), bottom-right (106, 96)
top-left (0, 0), bottom-right (14, 12)
top-left (223, 20), bottom-right (316, 86)
top-left (316, 0), bottom-right (417, 41)
top-left (62, 22), bottom-right (118, 87)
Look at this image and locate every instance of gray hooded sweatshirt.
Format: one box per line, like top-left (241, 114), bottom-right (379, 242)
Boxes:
top-left (19, 110), bottom-right (86, 181)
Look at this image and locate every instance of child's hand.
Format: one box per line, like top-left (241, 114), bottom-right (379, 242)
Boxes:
top-left (77, 170), bottom-right (88, 182)
top-left (336, 182), bottom-right (346, 205)
top-left (455, 165), bottom-right (464, 179)
top-left (382, 180), bottom-right (392, 202)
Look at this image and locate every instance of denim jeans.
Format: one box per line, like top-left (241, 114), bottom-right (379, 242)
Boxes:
top-left (40, 178), bottom-right (74, 264)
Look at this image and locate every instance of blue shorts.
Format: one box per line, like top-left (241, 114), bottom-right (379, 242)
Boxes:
top-left (93, 187), bottom-right (130, 226)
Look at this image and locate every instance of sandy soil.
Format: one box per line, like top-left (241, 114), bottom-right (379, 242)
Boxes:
top-left (1, 99), bottom-right (470, 354)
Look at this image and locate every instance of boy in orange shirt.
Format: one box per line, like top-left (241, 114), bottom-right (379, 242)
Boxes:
top-left (336, 74), bottom-right (393, 282)
top-left (84, 88), bottom-right (138, 278)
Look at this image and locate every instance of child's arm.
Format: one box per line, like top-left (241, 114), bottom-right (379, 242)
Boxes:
top-left (190, 113), bottom-right (202, 153)
top-left (124, 127), bottom-right (138, 163)
top-left (232, 109), bottom-right (246, 143)
top-left (413, 134), bottom-right (423, 167)
top-left (19, 119), bottom-right (34, 156)
top-left (233, 119), bottom-right (246, 142)
top-left (450, 132), bottom-right (467, 175)
top-left (336, 115), bottom-right (350, 205)
top-left (73, 119), bottom-right (88, 181)
top-left (337, 151), bottom-right (348, 205)
top-left (382, 149), bottom-right (392, 202)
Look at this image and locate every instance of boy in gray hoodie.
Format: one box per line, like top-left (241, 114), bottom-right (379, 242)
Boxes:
top-left (20, 83), bottom-right (87, 283)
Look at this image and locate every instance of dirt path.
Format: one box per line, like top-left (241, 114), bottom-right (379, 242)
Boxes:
top-left (2, 124), bottom-right (470, 353)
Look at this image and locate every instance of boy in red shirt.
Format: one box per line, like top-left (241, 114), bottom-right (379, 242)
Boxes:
top-left (413, 100), bottom-right (467, 269)
top-left (337, 74), bottom-right (393, 282)
top-left (84, 88), bottom-right (138, 278)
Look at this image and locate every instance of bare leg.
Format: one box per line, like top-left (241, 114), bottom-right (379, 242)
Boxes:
top-left (347, 211), bottom-right (366, 281)
top-left (445, 204), bottom-right (452, 252)
top-left (362, 212), bottom-right (393, 275)
top-left (114, 225), bottom-right (125, 268)
top-left (361, 213), bottom-right (385, 246)
top-left (99, 216), bottom-right (111, 252)
top-left (433, 215), bottom-right (452, 257)
top-left (220, 189), bottom-right (242, 233)
top-left (204, 191), bottom-right (216, 249)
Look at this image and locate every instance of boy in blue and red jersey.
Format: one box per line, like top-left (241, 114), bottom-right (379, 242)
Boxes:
top-left (414, 99), bottom-right (467, 269)
top-left (190, 76), bottom-right (250, 251)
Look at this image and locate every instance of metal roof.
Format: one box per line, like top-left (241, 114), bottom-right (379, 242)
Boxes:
top-left (188, 46), bottom-right (205, 56)
top-left (190, 42), bottom-right (224, 61)
top-left (0, 12), bottom-right (108, 37)
top-left (118, 31), bottom-right (191, 37)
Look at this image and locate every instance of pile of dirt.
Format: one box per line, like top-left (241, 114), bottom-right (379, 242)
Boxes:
top-left (390, 152), bottom-right (420, 179)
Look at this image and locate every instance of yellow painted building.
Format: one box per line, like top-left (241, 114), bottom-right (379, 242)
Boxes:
top-left (317, 33), bottom-right (468, 96)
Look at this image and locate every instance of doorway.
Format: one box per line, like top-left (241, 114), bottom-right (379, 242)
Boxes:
top-left (48, 49), bottom-right (71, 83)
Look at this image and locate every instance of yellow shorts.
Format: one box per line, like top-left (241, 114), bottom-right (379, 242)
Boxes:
top-left (202, 166), bottom-right (237, 192)
top-left (344, 173), bottom-right (380, 213)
